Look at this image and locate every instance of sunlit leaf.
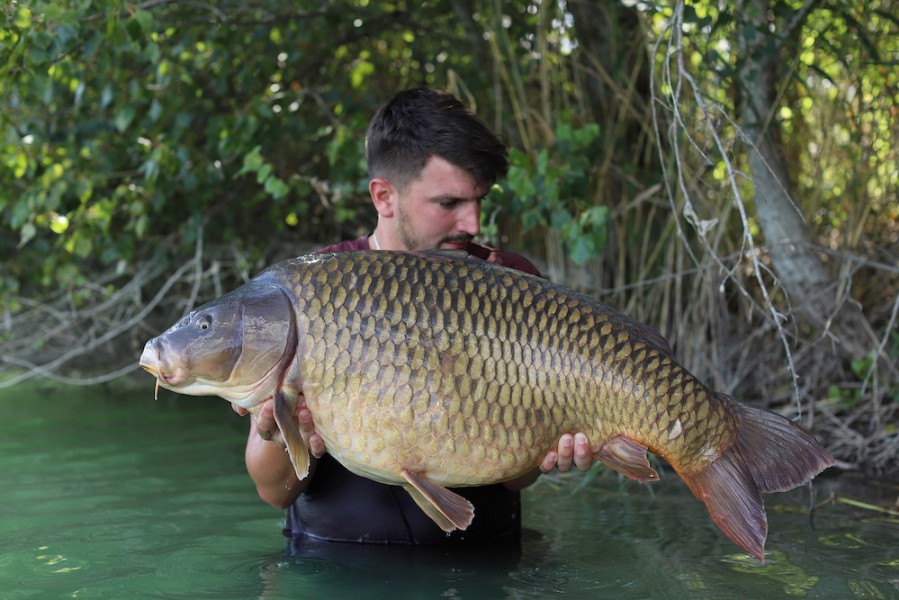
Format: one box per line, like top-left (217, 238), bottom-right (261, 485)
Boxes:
top-left (14, 6), bottom-right (32, 29)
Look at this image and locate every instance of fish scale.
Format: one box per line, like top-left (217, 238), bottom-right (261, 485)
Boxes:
top-left (284, 252), bottom-right (719, 484)
top-left (141, 249), bottom-right (832, 560)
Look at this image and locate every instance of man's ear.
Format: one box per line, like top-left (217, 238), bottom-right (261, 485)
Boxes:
top-left (369, 178), bottom-right (397, 218)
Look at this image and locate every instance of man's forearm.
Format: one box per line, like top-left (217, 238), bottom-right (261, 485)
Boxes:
top-left (245, 417), bottom-right (309, 509)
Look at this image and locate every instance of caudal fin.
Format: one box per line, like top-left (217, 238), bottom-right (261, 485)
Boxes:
top-left (681, 395), bottom-right (833, 561)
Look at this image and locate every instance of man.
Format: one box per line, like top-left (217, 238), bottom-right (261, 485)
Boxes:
top-left (241, 88), bottom-right (594, 545)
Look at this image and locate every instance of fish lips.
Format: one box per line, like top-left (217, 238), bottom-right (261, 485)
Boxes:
top-left (139, 340), bottom-right (187, 387)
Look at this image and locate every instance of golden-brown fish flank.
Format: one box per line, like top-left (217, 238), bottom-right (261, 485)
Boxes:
top-left (141, 249), bottom-right (833, 561)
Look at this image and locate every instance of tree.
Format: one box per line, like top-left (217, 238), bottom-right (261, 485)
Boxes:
top-left (735, 0), bottom-right (878, 362)
top-left (650, 0), bottom-right (898, 474)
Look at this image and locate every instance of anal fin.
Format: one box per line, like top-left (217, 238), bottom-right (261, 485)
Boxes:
top-left (400, 469), bottom-right (474, 532)
top-left (273, 389), bottom-right (310, 480)
top-left (595, 434), bottom-right (660, 482)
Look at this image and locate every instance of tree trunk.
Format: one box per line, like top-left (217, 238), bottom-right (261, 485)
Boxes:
top-left (568, 0), bottom-right (655, 184)
top-left (736, 0), bottom-right (875, 361)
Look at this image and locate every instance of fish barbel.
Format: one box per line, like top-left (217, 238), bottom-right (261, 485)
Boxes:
top-left (139, 250), bottom-right (832, 559)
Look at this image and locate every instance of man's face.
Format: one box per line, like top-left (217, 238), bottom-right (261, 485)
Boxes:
top-left (394, 156), bottom-right (489, 251)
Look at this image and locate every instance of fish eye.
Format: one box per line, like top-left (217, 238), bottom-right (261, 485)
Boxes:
top-left (196, 314), bottom-right (212, 331)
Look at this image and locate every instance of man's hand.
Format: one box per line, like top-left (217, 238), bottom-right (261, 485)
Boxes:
top-left (232, 396), bottom-right (325, 458)
top-left (503, 432), bottom-right (595, 491)
top-left (540, 432), bottom-right (593, 473)
top-left (296, 403), bottom-right (326, 458)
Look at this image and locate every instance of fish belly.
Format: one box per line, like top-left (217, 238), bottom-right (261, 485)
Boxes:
top-left (302, 363), bottom-right (577, 487)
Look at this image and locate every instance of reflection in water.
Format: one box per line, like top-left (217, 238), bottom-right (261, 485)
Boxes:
top-left (0, 380), bottom-right (897, 599)
top-left (255, 533), bottom-right (543, 598)
top-left (724, 551), bottom-right (821, 596)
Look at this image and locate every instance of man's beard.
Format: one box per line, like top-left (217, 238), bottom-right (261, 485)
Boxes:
top-left (397, 206), bottom-right (474, 251)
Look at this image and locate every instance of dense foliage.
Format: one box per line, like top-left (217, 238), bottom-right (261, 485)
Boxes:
top-left (1, 0), bottom-right (896, 475)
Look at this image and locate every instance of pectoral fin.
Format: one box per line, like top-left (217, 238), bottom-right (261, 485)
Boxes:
top-left (400, 469), bottom-right (474, 532)
top-left (595, 435), bottom-right (660, 482)
top-left (273, 389), bottom-right (310, 480)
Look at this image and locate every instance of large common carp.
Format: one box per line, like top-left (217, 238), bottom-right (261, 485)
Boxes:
top-left (139, 250), bottom-right (832, 559)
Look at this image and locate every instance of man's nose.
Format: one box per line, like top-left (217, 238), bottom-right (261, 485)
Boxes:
top-left (458, 201), bottom-right (481, 236)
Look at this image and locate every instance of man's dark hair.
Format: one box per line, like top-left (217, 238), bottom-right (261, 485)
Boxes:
top-left (365, 88), bottom-right (509, 190)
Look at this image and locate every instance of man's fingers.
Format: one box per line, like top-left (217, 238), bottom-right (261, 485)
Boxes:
top-left (251, 397), bottom-right (324, 456)
top-left (308, 433), bottom-right (326, 458)
top-left (572, 432), bottom-right (592, 471)
top-left (254, 412), bottom-right (274, 441)
top-left (254, 401), bottom-right (278, 442)
top-left (556, 433), bottom-right (575, 471)
top-left (539, 450), bottom-right (559, 474)
top-left (297, 407), bottom-right (315, 432)
top-left (298, 408), bottom-right (325, 457)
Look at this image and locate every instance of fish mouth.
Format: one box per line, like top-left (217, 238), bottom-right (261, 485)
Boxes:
top-left (139, 345), bottom-right (186, 391)
top-left (139, 362), bottom-right (167, 400)
top-left (139, 360), bottom-right (160, 378)
top-left (139, 363), bottom-right (185, 387)
top-left (137, 360), bottom-right (164, 400)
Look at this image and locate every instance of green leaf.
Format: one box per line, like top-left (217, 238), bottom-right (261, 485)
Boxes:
top-left (556, 122), bottom-right (573, 143)
top-left (508, 148), bottom-right (530, 168)
top-left (264, 176), bottom-right (289, 200)
top-left (550, 205), bottom-right (571, 228)
top-left (14, 6), bottom-right (33, 29)
top-left (536, 148), bottom-right (549, 176)
top-left (49, 214), bottom-right (69, 234)
top-left (238, 146), bottom-right (264, 177)
top-left (256, 163), bottom-right (272, 184)
top-left (18, 223), bottom-right (36, 247)
top-left (582, 205), bottom-right (609, 228)
top-left (67, 234), bottom-right (93, 258)
top-left (507, 165), bottom-right (536, 198)
top-left (568, 235), bottom-right (594, 265)
top-left (135, 214), bottom-right (149, 238)
top-left (350, 59), bottom-right (374, 89)
top-left (100, 85), bottom-right (114, 109)
top-left (573, 123), bottom-right (600, 147)
top-left (135, 9), bottom-right (155, 34)
top-left (114, 107), bottom-right (136, 132)
top-left (10, 152), bottom-right (28, 179)
top-left (149, 98), bottom-right (162, 122)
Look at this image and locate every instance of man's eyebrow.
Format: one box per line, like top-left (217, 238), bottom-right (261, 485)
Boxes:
top-left (429, 194), bottom-right (467, 203)
top-left (428, 193), bottom-right (485, 203)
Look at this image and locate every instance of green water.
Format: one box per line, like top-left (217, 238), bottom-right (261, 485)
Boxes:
top-left (1, 379), bottom-right (896, 599)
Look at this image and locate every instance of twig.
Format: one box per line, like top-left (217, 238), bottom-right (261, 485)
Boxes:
top-left (0, 258), bottom-right (194, 388)
top-left (649, 2), bottom-right (804, 417)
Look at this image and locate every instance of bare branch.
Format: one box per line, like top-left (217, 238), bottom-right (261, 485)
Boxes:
top-left (650, 2), bottom-right (803, 413)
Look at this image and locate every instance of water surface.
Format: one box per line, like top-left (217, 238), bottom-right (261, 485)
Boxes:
top-left (1, 379), bottom-right (896, 598)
